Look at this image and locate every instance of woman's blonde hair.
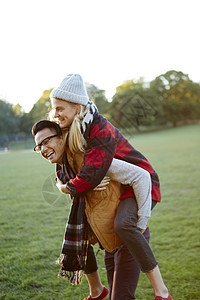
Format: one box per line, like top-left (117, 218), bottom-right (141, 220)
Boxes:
top-left (68, 104), bottom-right (88, 153)
top-left (49, 102), bottom-right (88, 153)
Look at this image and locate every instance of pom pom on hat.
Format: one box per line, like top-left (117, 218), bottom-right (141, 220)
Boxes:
top-left (50, 74), bottom-right (89, 105)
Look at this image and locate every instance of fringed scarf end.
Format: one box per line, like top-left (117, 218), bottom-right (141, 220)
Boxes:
top-left (56, 253), bottom-right (86, 285)
top-left (57, 268), bottom-right (83, 285)
top-left (56, 254), bottom-right (65, 265)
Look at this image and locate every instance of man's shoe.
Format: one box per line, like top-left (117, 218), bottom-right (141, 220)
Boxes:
top-left (155, 294), bottom-right (173, 300)
top-left (84, 286), bottom-right (109, 300)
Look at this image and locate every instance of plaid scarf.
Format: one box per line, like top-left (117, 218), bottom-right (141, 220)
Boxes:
top-left (56, 153), bottom-right (90, 285)
top-left (80, 101), bottom-right (98, 140)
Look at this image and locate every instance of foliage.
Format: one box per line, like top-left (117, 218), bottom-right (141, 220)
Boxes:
top-left (0, 100), bottom-right (19, 134)
top-left (86, 83), bottom-right (111, 116)
top-left (0, 100), bottom-right (21, 146)
top-left (0, 89), bottom-right (52, 146)
top-left (0, 124), bottom-right (199, 299)
top-left (111, 78), bottom-right (161, 131)
top-left (29, 89), bottom-right (52, 125)
top-left (12, 103), bottom-right (24, 116)
top-left (111, 70), bottom-right (200, 131)
top-left (150, 70), bottom-right (200, 126)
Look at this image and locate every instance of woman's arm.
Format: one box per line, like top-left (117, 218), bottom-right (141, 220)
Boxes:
top-left (66, 118), bottom-right (118, 196)
top-left (56, 175), bottom-right (110, 193)
top-left (107, 158), bottom-right (152, 230)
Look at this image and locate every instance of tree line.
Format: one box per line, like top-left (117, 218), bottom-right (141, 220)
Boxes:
top-left (0, 70), bottom-right (200, 147)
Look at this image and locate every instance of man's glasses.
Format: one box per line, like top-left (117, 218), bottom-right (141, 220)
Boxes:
top-left (33, 135), bottom-right (59, 152)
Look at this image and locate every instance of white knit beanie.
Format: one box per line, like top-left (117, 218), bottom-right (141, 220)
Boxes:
top-left (50, 74), bottom-right (89, 105)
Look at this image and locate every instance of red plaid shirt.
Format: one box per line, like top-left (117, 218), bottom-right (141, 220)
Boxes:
top-left (66, 113), bottom-right (161, 202)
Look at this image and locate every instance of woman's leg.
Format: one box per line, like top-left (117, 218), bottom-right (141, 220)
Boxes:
top-left (114, 197), bottom-right (157, 272)
top-left (114, 197), bottom-right (169, 298)
top-left (146, 266), bottom-right (169, 298)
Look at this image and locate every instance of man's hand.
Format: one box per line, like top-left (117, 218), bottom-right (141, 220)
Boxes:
top-left (93, 176), bottom-right (110, 191)
top-left (56, 177), bottom-right (68, 194)
top-left (88, 231), bottom-right (98, 245)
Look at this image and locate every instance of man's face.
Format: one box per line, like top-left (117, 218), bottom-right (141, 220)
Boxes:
top-left (34, 128), bottom-right (65, 164)
top-left (51, 98), bottom-right (80, 129)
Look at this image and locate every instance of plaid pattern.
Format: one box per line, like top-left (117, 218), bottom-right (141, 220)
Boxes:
top-left (66, 111), bottom-right (161, 203)
top-left (56, 154), bottom-right (89, 285)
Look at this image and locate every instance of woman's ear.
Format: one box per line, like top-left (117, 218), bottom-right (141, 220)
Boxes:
top-left (76, 104), bottom-right (81, 114)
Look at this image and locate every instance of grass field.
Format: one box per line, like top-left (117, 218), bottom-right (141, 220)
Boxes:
top-left (0, 124), bottom-right (200, 299)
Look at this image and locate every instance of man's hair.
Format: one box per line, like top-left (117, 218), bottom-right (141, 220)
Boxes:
top-left (32, 120), bottom-right (62, 136)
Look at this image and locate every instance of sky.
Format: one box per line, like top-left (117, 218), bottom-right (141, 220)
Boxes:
top-left (0, 0), bottom-right (200, 112)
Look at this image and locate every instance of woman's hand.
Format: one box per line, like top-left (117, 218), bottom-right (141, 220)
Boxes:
top-left (93, 176), bottom-right (110, 191)
top-left (56, 177), bottom-right (68, 194)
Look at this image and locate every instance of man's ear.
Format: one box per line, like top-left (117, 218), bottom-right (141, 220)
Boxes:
top-left (58, 135), bottom-right (64, 143)
top-left (61, 130), bottom-right (68, 146)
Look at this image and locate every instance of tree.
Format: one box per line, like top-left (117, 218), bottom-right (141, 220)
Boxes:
top-left (116, 77), bottom-right (144, 93)
top-left (111, 78), bottom-right (160, 132)
top-left (12, 104), bottom-right (24, 116)
top-left (85, 83), bottom-right (111, 116)
top-left (19, 112), bottom-right (34, 134)
top-left (150, 70), bottom-right (200, 126)
top-left (0, 100), bottom-right (22, 146)
top-left (0, 100), bottom-right (19, 134)
top-left (29, 89), bottom-right (52, 125)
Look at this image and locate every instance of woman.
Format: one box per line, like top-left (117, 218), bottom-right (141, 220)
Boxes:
top-left (49, 74), bottom-right (172, 300)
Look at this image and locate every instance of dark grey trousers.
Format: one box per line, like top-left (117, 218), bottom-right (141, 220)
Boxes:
top-left (114, 197), bottom-right (157, 272)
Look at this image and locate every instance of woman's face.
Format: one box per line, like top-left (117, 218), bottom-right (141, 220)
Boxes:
top-left (51, 98), bottom-right (80, 129)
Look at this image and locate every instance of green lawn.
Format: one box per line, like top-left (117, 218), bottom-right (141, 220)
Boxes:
top-left (0, 124), bottom-right (200, 299)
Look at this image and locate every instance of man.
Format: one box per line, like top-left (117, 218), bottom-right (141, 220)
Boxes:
top-left (32, 119), bottom-right (151, 300)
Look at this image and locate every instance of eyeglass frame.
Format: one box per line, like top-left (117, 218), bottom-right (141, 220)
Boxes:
top-left (33, 134), bottom-right (60, 152)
